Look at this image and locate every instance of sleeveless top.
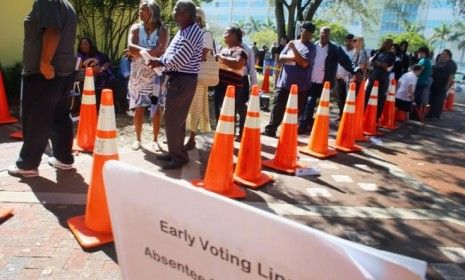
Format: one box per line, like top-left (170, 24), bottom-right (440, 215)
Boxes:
top-left (128, 23), bottom-right (161, 100)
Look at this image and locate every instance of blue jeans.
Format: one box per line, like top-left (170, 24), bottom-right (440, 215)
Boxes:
top-left (16, 74), bottom-right (74, 169)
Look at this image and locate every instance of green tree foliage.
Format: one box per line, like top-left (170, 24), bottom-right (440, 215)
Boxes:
top-left (71, 0), bottom-right (207, 61)
top-left (250, 29), bottom-right (279, 49)
top-left (70, 0), bottom-right (140, 61)
top-left (312, 19), bottom-right (349, 45)
top-left (449, 21), bottom-right (465, 63)
top-left (275, 0), bottom-right (373, 41)
top-left (381, 32), bottom-right (430, 53)
top-left (430, 23), bottom-right (452, 50)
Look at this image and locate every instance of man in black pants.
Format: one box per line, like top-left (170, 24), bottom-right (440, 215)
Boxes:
top-left (262, 21), bottom-right (316, 138)
top-left (335, 34), bottom-right (355, 118)
top-left (149, 0), bottom-right (204, 169)
top-left (364, 39), bottom-right (396, 119)
top-left (9, 0), bottom-right (78, 178)
top-left (427, 49), bottom-right (457, 120)
top-left (299, 27), bottom-right (360, 134)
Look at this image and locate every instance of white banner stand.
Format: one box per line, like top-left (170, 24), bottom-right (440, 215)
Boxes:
top-left (103, 161), bottom-right (426, 280)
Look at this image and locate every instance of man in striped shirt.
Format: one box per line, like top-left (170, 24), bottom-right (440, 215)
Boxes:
top-left (149, 0), bottom-right (203, 169)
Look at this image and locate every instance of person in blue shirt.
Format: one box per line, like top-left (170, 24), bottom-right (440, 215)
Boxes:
top-left (262, 21), bottom-right (316, 138)
top-left (413, 47), bottom-right (432, 121)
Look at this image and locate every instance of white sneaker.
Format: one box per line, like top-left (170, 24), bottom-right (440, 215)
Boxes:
top-left (131, 140), bottom-right (141, 151)
top-left (48, 157), bottom-right (74, 170)
top-left (8, 165), bottom-right (39, 178)
top-left (126, 110), bottom-right (135, 117)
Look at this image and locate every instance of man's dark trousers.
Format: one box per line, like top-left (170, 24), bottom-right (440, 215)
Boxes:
top-left (16, 74), bottom-right (75, 170)
top-left (299, 82), bottom-right (324, 131)
top-left (264, 87), bottom-right (308, 135)
top-left (429, 82), bottom-right (447, 119)
top-left (335, 78), bottom-right (347, 117)
top-left (164, 73), bottom-right (197, 164)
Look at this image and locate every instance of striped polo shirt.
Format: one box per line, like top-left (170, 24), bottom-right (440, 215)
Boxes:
top-left (160, 23), bottom-right (203, 74)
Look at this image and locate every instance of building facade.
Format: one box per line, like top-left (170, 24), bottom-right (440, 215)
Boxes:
top-left (0, 1), bottom-right (30, 66)
top-left (201, 0), bottom-right (274, 27)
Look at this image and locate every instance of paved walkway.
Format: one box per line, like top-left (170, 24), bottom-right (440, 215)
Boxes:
top-left (1, 97), bottom-right (464, 279)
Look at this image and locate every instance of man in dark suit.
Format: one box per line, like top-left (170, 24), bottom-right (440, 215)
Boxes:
top-left (299, 26), bottom-right (360, 134)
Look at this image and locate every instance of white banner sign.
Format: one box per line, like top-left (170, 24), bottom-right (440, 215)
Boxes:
top-left (103, 161), bottom-right (426, 280)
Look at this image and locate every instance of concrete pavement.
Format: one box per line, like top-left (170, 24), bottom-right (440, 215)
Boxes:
top-left (1, 99), bottom-right (464, 279)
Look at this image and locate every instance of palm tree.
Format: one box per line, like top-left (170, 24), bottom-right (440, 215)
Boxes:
top-left (236, 20), bottom-right (250, 34)
top-left (430, 23), bottom-right (452, 50)
top-left (262, 17), bottom-right (276, 30)
top-left (401, 20), bottom-right (424, 34)
top-left (450, 21), bottom-right (465, 65)
top-left (248, 17), bottom-right (262, 33)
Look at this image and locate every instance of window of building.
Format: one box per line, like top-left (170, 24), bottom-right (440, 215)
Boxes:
top-left (234, 1), bottom-right (248, 7)
top-left (250, 0), bottom-right (267, 7)
top-left (215, 1), bottom-right (230, 8)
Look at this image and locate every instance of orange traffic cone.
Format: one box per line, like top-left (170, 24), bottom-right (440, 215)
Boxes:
top-left (334, 82), bottom-right (362, 152)
top-left (299, 81), bottom-right (336, 158)
top-left (396, 109), bottom-right (407, 122)
top-left (261, 66), bottom-right (270, 93)
top-left (73, 67), bottom-right (97, 152)
top-left (364, 80), bottom-right (383, 136)
top-left (234, 85), bottom-right (274, 188)
top-left (67, 89), bottom-right (119, 248)
top-left (0, 206), bottom-right (13, 221)
top-left (192, 86), bottom-right (246, 198)
top-left (444, 86), bottom-right (455, 111)
top-left (380, 79), bottom-right (398, 130)
top-left (354, 80), bottom-right (368, 141)
top-left (10, 130), bottom-right (23, 140)
top-left (0, 71), bottom-right (17, 124)
top-left (263, 84), bottom-right (306, 174)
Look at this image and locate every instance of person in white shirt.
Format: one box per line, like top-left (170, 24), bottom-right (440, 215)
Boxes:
top-left (395, 64), bottom-right (423, 120)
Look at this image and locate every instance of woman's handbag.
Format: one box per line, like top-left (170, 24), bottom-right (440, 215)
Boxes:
top-left (197, 32), bottom-right (219, 87)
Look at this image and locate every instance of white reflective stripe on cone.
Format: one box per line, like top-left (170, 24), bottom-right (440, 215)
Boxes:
top-left (248, 96), bottom-right (260, 113)
top-left (244, 116), bottom-right (261, 129)
top-left (316, 106), bottom-right (330, 116)
top-left (370, 88), bottom-right (378, 97)
top-left (97, 105), bottom-right (116, 131)
top-left (344, 105), bottom-right (356, 113)
top-left (83, 77), bottom-right (95, 91)
top-left (320, 90), bottom-right (330, 102)
top-left (286, 95), bottom-right (298, 109)
top-left (94, 137), bottom-right (118, 156)
top-left (283, 113), bottom-right (297, 124)
top-left (220, 97), bottom-right (235, 116)
top-left (216, 121), bottom-right (235, 135)
top-left (81, 94), bottom-right (96, 105)
top-left (368, 98), bottom-right (378, 106)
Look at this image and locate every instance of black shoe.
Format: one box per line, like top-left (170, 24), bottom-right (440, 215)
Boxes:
top-left (261, 130), bottom-right (276, 138)
top-left (162, 159), bottom-right (188, 170)
top-left (156, 154), bottom-right (172, 161)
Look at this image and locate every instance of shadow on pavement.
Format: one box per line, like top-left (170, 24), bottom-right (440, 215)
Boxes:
top-left (17, 169), bottom-right (118, 263)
